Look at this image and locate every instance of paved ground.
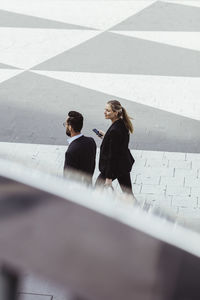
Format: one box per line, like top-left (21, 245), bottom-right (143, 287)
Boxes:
top-left (0, 0), bottom-right (200, 299)
top-left (1, 142), bottom-right (200, 222)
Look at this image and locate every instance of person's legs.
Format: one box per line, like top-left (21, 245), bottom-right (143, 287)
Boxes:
top-left (95, 173), bottom-right (117, 188)
top-left (117, 173), bottom-right (133, 195)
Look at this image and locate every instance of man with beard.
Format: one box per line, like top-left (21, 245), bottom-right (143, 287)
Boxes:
top-left (63, 111), bottom-right (96, 184)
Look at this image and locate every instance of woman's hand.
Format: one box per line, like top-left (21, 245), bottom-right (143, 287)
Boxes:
top-left (105, 178), bottom-right (112, 186)
top-left (99, 130), bottom-right (105, 139)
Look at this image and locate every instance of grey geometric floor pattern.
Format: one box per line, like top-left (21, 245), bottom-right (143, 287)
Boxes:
top-left (34, 31), bottom-right (200, 78)
top-left (1, 70), bottom-right (200, 152)
top-left (0, 0), bottom-right (200, 153)
top-left (112, 1), bottom-right (200, 31)
top-left (0, 9), bottom-right (95, 30)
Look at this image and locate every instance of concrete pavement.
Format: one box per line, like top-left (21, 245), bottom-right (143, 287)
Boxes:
top-left (1, 142), bottom-right (200, 223)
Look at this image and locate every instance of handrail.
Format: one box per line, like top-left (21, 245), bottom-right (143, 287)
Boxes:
top-left (0, 159), bottom-right (200, 300)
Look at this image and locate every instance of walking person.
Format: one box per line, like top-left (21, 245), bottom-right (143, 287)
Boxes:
top-left (63, 111), bottom-right (96, 184)
top-left (95, 100), bottom-right (134, 194)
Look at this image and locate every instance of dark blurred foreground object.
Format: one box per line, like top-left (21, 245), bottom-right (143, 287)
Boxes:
top-left (0, 266), bottom-right (19, 300)
top-left (1, 174), bottom-right (200, 300)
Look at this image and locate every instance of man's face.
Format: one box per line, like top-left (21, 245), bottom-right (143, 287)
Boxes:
top-left (65, 118), bottom-right (71, 137)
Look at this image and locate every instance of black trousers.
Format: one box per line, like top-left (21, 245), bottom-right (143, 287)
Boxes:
top-left (95, 172), bottom-right (133, 195)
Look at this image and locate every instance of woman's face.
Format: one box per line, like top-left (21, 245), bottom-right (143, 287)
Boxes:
top-left (104, 104), bottom-right (117, 120)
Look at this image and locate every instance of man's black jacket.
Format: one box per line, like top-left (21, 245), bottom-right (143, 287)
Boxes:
top-left (64, 135), bottom-right (96, 177)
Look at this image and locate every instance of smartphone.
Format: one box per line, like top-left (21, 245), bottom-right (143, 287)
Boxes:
top-left (92, 128), bottom-right (103, 138)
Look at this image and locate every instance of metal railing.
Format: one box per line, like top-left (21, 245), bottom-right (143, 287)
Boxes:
top-left (1, 158), bottom-right (200, 300)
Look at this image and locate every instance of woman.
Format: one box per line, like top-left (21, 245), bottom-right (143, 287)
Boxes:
top-left (96, 100), bottom-right (134, 194)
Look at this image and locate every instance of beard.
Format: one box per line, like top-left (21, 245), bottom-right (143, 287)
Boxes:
top-left (66, 128), bottom-right (71, 137)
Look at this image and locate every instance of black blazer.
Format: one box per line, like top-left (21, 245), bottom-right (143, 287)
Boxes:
top-left (99, 119), bottom-right (134, 179)
top-left (64, 135), bottom-right (96, 176)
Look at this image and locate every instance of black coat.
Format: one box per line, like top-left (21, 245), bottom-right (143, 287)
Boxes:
top-left (99, 119), bottom-right (134, 179)
top-left (64, 136), bottom-right (96, 176)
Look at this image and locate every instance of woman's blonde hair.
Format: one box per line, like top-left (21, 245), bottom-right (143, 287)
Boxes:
top-left (107, 100), bottom-right (134, 133)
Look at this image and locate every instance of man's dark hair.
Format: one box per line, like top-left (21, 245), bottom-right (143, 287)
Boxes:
top-left (67, 111), bottom-right (83, 132)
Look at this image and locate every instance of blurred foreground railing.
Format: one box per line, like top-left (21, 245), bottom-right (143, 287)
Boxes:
top-left (1, 158), bottom-right (200, 300)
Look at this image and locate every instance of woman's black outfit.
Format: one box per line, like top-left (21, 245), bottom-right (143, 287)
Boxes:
top-left (96, 118), bottom-right (134, 194)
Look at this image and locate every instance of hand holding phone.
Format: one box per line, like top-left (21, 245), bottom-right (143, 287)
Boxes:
top-left (92, 128), bottom-right (103, 138)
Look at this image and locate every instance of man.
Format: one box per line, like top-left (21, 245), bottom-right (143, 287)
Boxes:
top-left (63, 111), bottom-right (96, 184)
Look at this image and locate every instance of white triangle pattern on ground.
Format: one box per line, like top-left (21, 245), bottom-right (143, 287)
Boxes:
top-left (0, 0), bottom-right (156, 30)
top-left (164, 0), bottom-right (200, 9)
top-left (0, 28), bottom-right (99, 69)
top-left (0, 69), bottom-right (24, 83)
top-left (31, 70), bottom-right (200, 121)
top-left (111, 31), bottom-right (200, 52)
